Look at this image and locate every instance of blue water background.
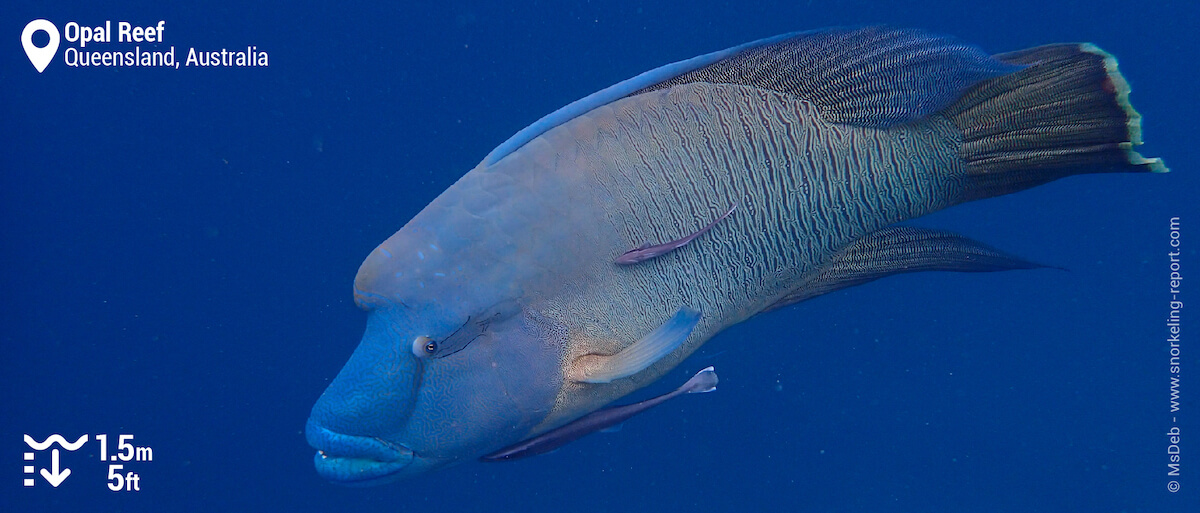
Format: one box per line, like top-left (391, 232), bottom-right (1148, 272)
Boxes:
top-left (3, 1), bottom-right (1196, 511)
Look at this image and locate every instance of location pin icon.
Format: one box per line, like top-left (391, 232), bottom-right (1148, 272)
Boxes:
top-left (22, 19), bottom-right (60, 73)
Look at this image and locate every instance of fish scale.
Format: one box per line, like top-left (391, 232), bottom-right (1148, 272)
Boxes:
top-left (520, 82), bottom-right (967, 431)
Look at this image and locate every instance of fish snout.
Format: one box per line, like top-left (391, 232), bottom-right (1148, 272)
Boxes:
top-left (305, 419), bottom-right (417, 485)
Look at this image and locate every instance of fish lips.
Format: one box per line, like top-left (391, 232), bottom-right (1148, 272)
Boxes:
top-left (306, 420), bottom-right (417, 486)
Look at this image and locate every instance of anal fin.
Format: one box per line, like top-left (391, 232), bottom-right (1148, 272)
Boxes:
top-left (764, 227), bottom-right (1052, 312)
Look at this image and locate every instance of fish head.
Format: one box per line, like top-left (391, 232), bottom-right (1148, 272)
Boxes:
top-left (306, 190), bottom-right (567, 484)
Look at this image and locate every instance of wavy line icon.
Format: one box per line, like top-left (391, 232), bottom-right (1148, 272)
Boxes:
top-left (24, 434), bottom-right (88, 451)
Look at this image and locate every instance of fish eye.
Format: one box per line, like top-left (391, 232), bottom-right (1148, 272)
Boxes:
top-left (412, 335), bottom-right (436, 358)
top-left (409, 307), bottom-right (507, 360)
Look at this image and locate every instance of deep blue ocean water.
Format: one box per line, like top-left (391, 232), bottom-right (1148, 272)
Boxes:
top-left (4, 1), bottom-right (1196, 512)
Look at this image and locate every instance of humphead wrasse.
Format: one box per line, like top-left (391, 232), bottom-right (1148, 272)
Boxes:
top-left (306, 27), bottom-right (1166, 484)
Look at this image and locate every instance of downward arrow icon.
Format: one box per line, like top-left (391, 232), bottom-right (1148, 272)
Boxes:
top-left (40, 449), bottom-right (71, 487)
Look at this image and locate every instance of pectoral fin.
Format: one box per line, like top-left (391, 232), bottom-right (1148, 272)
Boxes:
top-left (765, 226), bottom-right (1054, 312)
top-left (569, 307), bottom-right (701, 384)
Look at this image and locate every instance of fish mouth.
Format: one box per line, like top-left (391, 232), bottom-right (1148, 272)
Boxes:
top-left (305, 420), bottom-right (415, 486)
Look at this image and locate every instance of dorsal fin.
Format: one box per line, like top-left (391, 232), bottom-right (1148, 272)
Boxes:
top-left (634, 26), bottom-right (1017, 127)
top-left (481, 27), bottom-right (1017, 166)
top-left (480, 32), bottom-right (797, 166)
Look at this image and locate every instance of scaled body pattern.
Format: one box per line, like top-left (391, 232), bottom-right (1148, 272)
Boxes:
top-left (306, 27), bottom-right (1165, 484)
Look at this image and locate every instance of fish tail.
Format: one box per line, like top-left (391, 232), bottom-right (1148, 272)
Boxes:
top-left (681, 366), bottom-right (719, 394)
top-left (942, 43), bottom-right (1167, 203)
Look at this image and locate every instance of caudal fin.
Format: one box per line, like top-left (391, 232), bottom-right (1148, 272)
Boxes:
top-left (942, 43), bottom-right (1167, 203)
top-left (681, 366), bottom-right (719, 394)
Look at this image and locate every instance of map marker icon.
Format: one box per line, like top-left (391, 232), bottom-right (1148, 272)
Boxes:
top-left (22, 19), bottom-right (60, 73)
